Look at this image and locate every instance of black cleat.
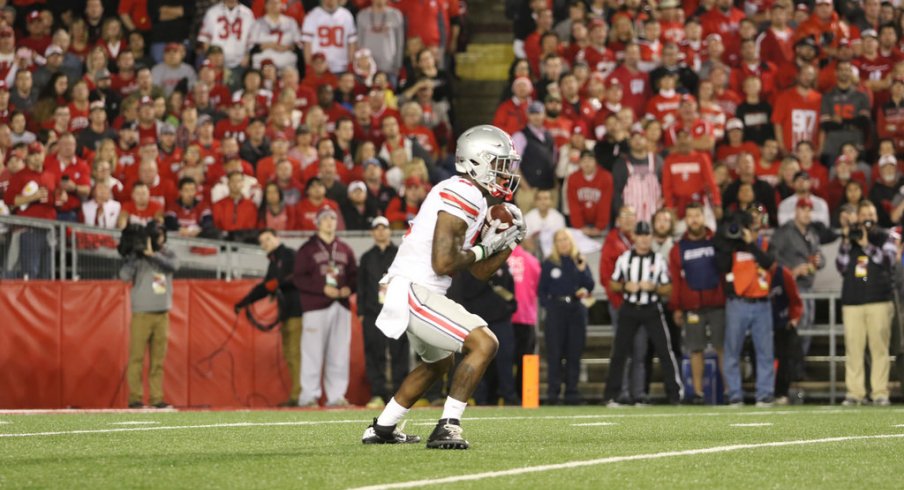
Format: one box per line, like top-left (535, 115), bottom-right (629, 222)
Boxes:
top-left (361, 418), bottom-right (421, 444)
top-left (426, 418), bottom-right (469, 449)
top-left (128, 401), bottom-right (143, 409)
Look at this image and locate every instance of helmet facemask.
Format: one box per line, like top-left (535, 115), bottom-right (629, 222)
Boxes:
top-left (469, 150), bottom-right (521, 200)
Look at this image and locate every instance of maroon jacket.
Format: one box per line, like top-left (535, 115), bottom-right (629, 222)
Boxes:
top-left (293, 234), bottom-right (358, 312)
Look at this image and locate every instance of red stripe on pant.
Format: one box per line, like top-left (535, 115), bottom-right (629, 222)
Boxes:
top-left (407, 291), bottom-right (468, 341)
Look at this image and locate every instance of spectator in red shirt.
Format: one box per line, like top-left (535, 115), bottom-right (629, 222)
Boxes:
top-left (316, 83), bottom-right (352, 132)
top-left (772, 64), bottom-right (823, 153)
top-left (600, 205), bottom-right (636, 340)
top-left (826, 154), bottom-right (869, 214)
top-left (384, 176), bottom-right (427, 230)
top-left (117, 181), bottom-right (164, 228)
top-left (577, 18), bottom-right (617, 77)
top-left (296, 177), bottom-right (344, 231)
top-left (567, 149), bottom-right (613, 237)
top-left (700, 0), bottom-right (745, 41)
top-left (212, 171), bottom-right (259, 235)
top-left (666, 94), bottom-right (715, 153)
top-left (609, 43), bottom-right (650, 119)
top-left (272, 158), bottom-right (305, 206)
top-left (44, 133), bottom-right (91, 221)
top-left (493, 77), bottom-right (532, 137)
top-left (662, 126), bottom-right (721, 220)
top-left (215, 99), bottom-right (250, 143)
top-left (756, 3), bottom-right (795, 69)
top-left (19, 11), bottom-right (52, 57)
top-left (524, 8), bottom-right (554, 77)
top-left (716, 118), bottom-right (761, 174)
top-left (646, 71), bottom-right (681, 130)
top-left (132, 159), bottom-right (177, 209)
top-left (776, 36), bottom-right (821, 91)
top-left (302, 53), bottom-right (338, 91)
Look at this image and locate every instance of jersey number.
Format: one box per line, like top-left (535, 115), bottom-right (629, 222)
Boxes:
top-left (217, 17), bottom-right (243, 40)
top-left (317, 26), bottom-right (345, 48)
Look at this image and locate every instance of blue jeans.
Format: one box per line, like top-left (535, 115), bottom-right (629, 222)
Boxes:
top-left (19, 228), bottom-right (51, 279)
top-left (724, 298), bottom-right (774, 402)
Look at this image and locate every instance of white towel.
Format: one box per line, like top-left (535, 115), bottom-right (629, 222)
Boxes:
top-left (375, 276), bottom-right (411, 339)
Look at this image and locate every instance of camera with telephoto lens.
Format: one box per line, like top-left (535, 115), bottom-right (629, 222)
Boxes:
top-left (849, 220), bottom-right (888, 246)
top-left (117, 222), bottom-right (164, 258)
top-left (722, 211), bottom-right (753, 242)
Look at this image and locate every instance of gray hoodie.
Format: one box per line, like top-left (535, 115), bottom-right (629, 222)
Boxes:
top-left (119, 249), bottom-right (179, 312)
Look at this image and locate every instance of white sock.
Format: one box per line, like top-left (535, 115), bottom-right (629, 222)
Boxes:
top-left (441, 397), bottom-right (467, 421)
top-left (376, 398), bottom-right (409, 427)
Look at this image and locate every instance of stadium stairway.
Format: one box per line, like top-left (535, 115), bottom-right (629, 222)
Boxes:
top-left (452, 0), bottom-right (514, 134)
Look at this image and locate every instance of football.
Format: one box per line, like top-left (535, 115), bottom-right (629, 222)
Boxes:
top-left (483, 204), bottom-right (515, 234)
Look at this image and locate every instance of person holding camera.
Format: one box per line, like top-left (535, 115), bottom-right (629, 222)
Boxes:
top-left (716, 209), bottom-right (776, 407)
top-left (604, 221), bottom-right (683, 406)
top-left (234, 229), bottom-right (302, 406)
top-left (836, 200), bottom-right (896, 406)
top-left (119, 222), bottom-right (179, 408)
top-left (538, 228), bottom-right (595, 405)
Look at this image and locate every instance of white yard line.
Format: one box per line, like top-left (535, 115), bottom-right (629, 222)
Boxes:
top-left (348, 434), bottom-right (904, 490)
top-left (109, 421), bottom-right (160, 426)
top-left (730, 423), bottom-right (773, 427)
top-left (0, 408), bottom-right (871, 438)
top-left (571, 422), bottom-right (617, 427)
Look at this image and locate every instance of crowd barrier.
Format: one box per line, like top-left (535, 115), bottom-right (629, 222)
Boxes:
top-left (0, 280), bottom-right (371, 409)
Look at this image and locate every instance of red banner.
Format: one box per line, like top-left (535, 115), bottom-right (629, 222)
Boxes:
top-left (0, 280), bottom-right (370, 408)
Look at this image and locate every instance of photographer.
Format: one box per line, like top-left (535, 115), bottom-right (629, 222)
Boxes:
top-left (119, 222), bottom-right (179, 409)
top-left (715, 209), bottom-right (776, 407)
top-left (836, 201), bottom-right (896, 406)
top-left (234, 229), bottom-right (302, 406)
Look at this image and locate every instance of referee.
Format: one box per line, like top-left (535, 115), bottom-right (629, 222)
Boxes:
top-left (604, 221), bottom-right (684, 406)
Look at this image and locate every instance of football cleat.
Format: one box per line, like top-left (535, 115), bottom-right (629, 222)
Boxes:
top-left (361, 418), bottom-right (421, 444)
top-left (426, 418), bottom-right (469, 450)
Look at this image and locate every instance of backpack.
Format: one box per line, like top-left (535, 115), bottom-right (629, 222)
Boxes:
top-left (622, 154), bottom-right (661, 223)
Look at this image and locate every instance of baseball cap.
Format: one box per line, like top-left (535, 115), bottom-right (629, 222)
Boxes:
top-left (658, 0), bottom-right (680, 8)
top-left (159, 123), bottom-right (176, 135)
top-left (527, 101), bottom-right (545, 114)
top-left (371, 216), bottom-right (390, 229)
top-left (362, 158), bottom-right (382, 168)
top-left (606, 77), bottom-right (622, 89)
top-left (815, 0), bottom-right (832, 4)
top-left (630, 123), bottom-right (645, 136)
top-left (44, 45), bottom-right (63, 57)
top-left (589, 18), bottom-right (606, 29)
top-left (796, 197), bottom-right (813, 209)
top-left (793, 170), bottom-right (811, 181)
top-left (198, 114), bottom-right (213, 126)
top-left (260, 58), bottom-right (275, 68)
top-left (861, 29), bottom-right (878, 39)
top-left (89, 100), bottom-right (105, 112)
top-left (879, 154), bottom-right (897, 167)
top-left (316, 206), bottom-right (338, 222)
top-left (164, 42), bottom-right (182, 52)
top-left (312, 52), bottom-right (326, 62)
top-left (139, 95), bottom-right (154, 106)
top-left (295, 123), bottom-right (311, 135)
top-left (706, 33), bottom-right (723, 44)
top-left (726, 118), bottom-right (744, 132)
top-left (27, 11), bottom-right (40, 22)
top-left (679, 93), bottom-right (697, 105)
top-left (579, 149), bottom-right (596, 160)
top-left (348, 180), bottom-right (366, 194)
top-left (634, 221), bottom-right (652, 236)
top-left (27, 141), bottom-right (44, 155)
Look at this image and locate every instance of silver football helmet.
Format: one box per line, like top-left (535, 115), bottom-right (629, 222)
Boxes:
top-left (454, 124), bottom-right (521, 200)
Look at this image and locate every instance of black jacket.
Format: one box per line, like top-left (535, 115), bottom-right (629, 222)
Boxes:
top-left (714, 219), bottom-right (775, 299)
top-left (237, 244), bottom-right (302, 317)
top-left (357, 243), bottom-right (398, 318)
top-left (448, 264), bottom-right (517, 324)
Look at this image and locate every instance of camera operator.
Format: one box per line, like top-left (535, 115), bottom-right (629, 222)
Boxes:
top-left (836, 200), bottom-right (896, 406)
top-left (119, 222), bottom-right (179, 409)
top-left (716, 209), bottom-right (777, 406)
top-left (234, 229), bottom-right (302, 406)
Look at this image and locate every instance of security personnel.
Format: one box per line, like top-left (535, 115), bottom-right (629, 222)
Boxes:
top-left (357, 217), bottom-right (408, 409)
top-left (538, 228), bottom-right (595, 405)
top-left (235, 229), bottom-right (303, 406)
top-left (605, 221), bottom-right (684, 406)
top-left (715, 209), bottom-right (776, 407)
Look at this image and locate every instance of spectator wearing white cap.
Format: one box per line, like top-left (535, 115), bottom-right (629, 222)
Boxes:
top-left (341, 180), bottom-right (380, 230)
top-left (32, 44), bottom-right (64, 94)
top-left (357, 215), bottom-right (407, 408)
top-left (293, 205), bottom-right (358, 407)
top-left (871, 154), bottom-right (904, 228)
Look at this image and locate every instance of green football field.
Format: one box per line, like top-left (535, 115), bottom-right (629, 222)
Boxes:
top-left (2, 406), bottom-right (904, 489)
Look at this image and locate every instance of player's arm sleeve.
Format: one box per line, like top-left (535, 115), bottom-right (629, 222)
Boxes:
top-left (438, 183), bottom-right (482, 228)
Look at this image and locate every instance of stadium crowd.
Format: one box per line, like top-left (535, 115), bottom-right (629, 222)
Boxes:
top-left (1, 0), bottom-right (904, 408)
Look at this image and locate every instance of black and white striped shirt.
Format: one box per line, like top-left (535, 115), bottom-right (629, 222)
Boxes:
top-left (611, 250), bottom-right (670, 305)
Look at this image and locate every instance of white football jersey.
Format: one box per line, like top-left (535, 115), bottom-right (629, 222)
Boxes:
top-left (301, 6), bottom-right (357, 73)
top-left (198, 2), bottom-right (256, 69)
top-left (386, 177), bottom-right (488, 295)
top-left (250, 14), bottom-right (301, 69)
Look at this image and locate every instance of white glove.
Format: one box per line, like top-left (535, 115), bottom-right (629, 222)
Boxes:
top-left (504, 202), bottom-right (526, 244)
top-left (472, 219), bottom-right (520, 262)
